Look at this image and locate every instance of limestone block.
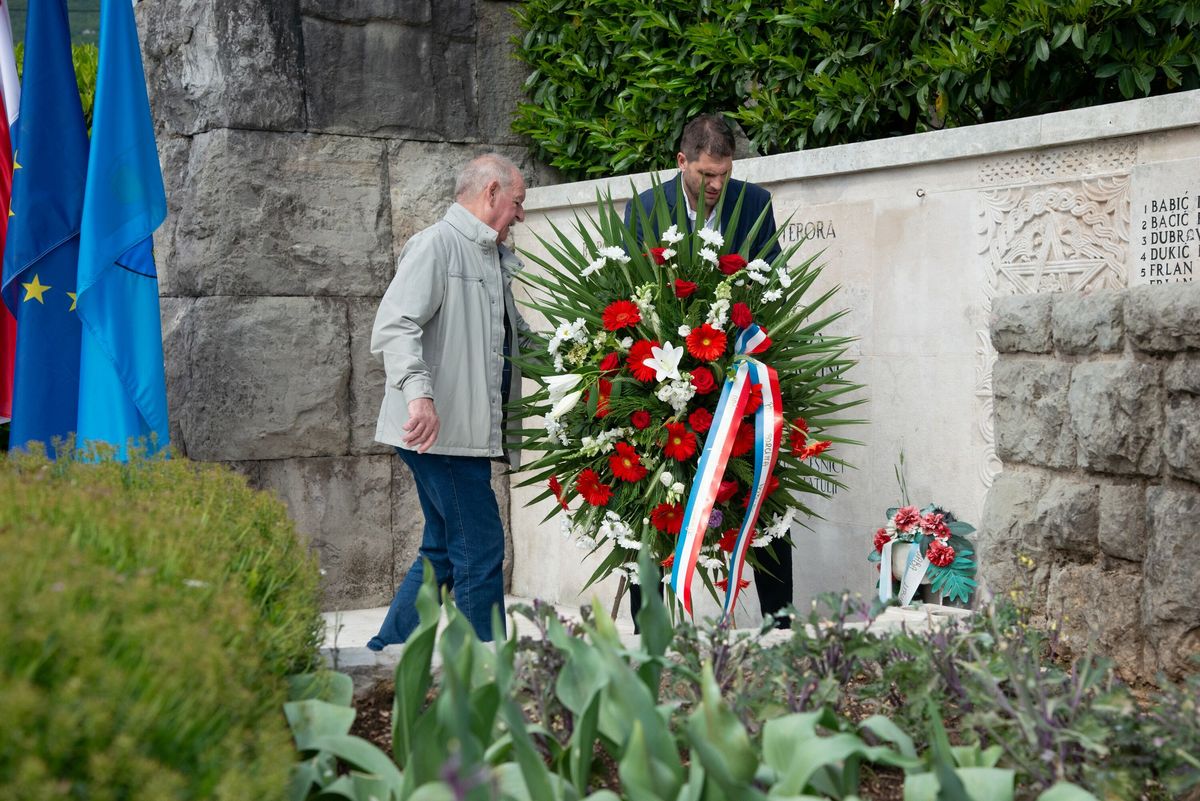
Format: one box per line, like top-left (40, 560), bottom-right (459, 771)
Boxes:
top-left (173, 130), bottom-right (392, 298)
top-left (139, 0), bottom-right (304, 135)
top-left (1047, 564), bottom-right (1144, 679)
top-left (990, 294), bottom-right (1052, 354)
top-left (1165, 355), bottom-right (1200, 394)
top-left (1051, 290), bottom-right (1124, 354)
top-left (171, 297), bottom-right (351, 461)
top-left (300, 0), bottom-right (431, 24)
top-left (975, 468), bottom-right (1052, 603)
top-left (350, 299), bottom-right (391, 456)
top-left (1067, 361), bottom-right (1163, 476)
top-left (1098, 483), bottom-right (1147, 563)
top-left (238, 456), bottom-right (394, 611)
top-left (1165, 394), bottom-right (1200, 485)
top-left (434, 0), bottom-right (476, 39)
top-left (1143, 486), bottom-right (1200, 676)
top-left (992, 359), bottom-right (1075, 468)
top-left (155, 135), bottom-right (191, 298)
top-left (386, 141), bottom-right (543, 257)
top-left (160, 297), bottom-right (192, 453)
top-left (477, 1), bottom-right (528, 147)
top-left (1126, 282), bottom-right (1200, 353)
top-left (302, 16), bottom-right (475, 140)
top-left (1034, 477), bottom-right (1100, 557)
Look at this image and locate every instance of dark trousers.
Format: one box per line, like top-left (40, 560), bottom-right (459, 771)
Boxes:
top-left (629, 537), bottom-right (793, 628)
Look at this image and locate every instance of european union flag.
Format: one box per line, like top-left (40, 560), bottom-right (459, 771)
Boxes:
top-left (0, 0), bottom-right (88, 455)
top-left (75, 0), bottom-right (169, 457)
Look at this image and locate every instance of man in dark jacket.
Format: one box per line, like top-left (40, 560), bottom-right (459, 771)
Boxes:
top-left (623, 114), bottom-right (794, 628)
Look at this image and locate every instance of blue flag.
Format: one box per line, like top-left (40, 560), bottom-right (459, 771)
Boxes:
top-left (75, 0), bottom-right (169, 458)
top-left (0, 0), bottom-right (88, 455)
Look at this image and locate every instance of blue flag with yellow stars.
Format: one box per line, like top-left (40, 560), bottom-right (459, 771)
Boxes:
top-left (0, 0), bottom-right (88, 456)
top-left (74, 0), bottom-right (169, 458)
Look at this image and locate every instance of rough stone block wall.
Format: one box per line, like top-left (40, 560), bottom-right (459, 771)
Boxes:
top-left (978, 283), bottom-right (1200, 679)
top-left (140, 0), bottom-right (553, 610)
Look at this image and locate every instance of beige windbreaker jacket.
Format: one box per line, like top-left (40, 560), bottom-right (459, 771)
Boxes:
top-left (372, 203), bottom-right (525, 463)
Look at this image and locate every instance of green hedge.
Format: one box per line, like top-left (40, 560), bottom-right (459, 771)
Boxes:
top-left (514, 0), bottom-right (1200, 179)
top-left (0, 452), bottom-right (324, 800)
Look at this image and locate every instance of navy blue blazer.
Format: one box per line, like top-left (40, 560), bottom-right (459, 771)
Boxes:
top-left (624, 174), bottom-right (782, 261)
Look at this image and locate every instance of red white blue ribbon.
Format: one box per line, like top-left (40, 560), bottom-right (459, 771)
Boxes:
top-left (669, 324), bottom-right (784, 618)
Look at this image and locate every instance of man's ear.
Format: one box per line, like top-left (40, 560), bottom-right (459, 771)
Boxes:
top-left (676, 152), bottom-right (687, 171)
top-left (485, 180), bottom-right (502, 205)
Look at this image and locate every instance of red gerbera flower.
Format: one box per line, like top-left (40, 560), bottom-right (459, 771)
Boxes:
top-left (674, 279), bottom-right (698, 298)
top-left (688, 407), bottom-right (713, 434)
top-left (743, 383), bottom-right (763, 415)
top-left (602, 300), bottom-right (641, 332)
top-left (662, 422), bottom-right (697, 461)
top-left (716, 480), bottom-right (740, 503)
top-left (873, 527), bottom-right (891, 553)
top-left (609, 442), bottom-right (648, 482)
top-left (627, 339), bottom-right (661, 382)
top-left (650, 502), bottom-right (684, 534)
top-left (598, 352), bottom-right (620, 375)
top-left (799, 440), bottom-right (832, 461)
top-left (731, 302), bottom-right (753, 328)
top-left (648, 247), bottom-right (667, 265)
top-left (788, 417), bottom-right (809, 455)
top-left (731, 421), bottom-right (755, 457)
top-left (630, 409), bottom-right (651, 430)
top-left (715, 577), bottom-right (751, 592)
top-left (576, 469), bottom-right (612, 507)
top-left (717, 253), bottom-right (747, 276)
top-left (927, 539), bottom-right (956, 568)
top-left (548, 475), bottom-right (569, 510)
top-left (595, 378), bottom-right (613, 419)
top-left (686, 323), bottom-right (727, 362)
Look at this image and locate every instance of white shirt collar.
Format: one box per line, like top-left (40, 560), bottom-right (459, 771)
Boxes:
top-left (680, 173), bottom-right (717, 230)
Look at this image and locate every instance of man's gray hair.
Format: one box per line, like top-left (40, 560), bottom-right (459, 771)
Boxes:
top-left (455, 153), bottom-right (521, 200)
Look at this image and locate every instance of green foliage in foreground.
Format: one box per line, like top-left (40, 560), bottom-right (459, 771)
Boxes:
top-left (287, 557), bottom-right (1200, 800)
top-left (513, 0), bottom-right (1200, 179)
top-left (0, 450), bottom-right (324, 801)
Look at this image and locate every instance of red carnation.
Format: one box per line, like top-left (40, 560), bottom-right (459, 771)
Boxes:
top-left (927, 539), bottom-right (956, 568)
top-left (602, 300), bottom-right (641, 332)
top-left (548, 475), bottom-right (569, 510)
top-left (688, 407), bottom-right (713, 434)
top-left (595, 378), bottom-right (613, 419)
top-left (743, 383), bottom-right (763, 415)
top-left (922, 512), bottom-right (951, 539)
top-left (716, 480), bottom-right (740, 503)
top-left (800, 440), bottom-right (832, 461)
top-left (788, 417), bottom-right (809, 455)
top-left (627, 339), bottom-right (661, 382)
top-left (630, 409), bottom-right (651, 430)
top-left (690, 366), bottom-right (717, 395)
top-left (598, 352), bottom-right (620, 375)
top-left (609, 442), bottom-right (648, 482)
top-left (576, 469), bottom-right (612, 507)
top-left (715, 576), bottom-right (751, 592)
top-left (662, 422), bottom-right (697, 461)
top-left (731, 302), bottom-right (753, 328)
top-left (686, 323), bottom-right (727, 362)
top-left (731, 421), bottom-right (755, 457)
top-left (648, 247), bottom-right (668, 265)
top-left (650, 502), bottom-right (684, 535)
top-left (893, 505), bottom-right (921, 532)
top-left (873, 527), bottom-right (891, 553)
top-left (674, 279), bottom-right (698, 298)
top-left (717, 253), bottom-right (747, 276)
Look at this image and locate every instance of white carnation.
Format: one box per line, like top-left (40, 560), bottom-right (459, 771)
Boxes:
top-left (698, 227), bottom-right (725, 248)
top-left (699, 247), bottom-right (719, 265)
top-left (662, 225), bottom-right (685, 245)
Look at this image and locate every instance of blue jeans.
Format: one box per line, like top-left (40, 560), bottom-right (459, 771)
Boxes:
top-left (367, 449), bottom-right (507, 649)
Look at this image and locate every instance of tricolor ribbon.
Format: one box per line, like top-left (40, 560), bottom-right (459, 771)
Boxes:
top-left (669, 324), bottom-right (784, 618)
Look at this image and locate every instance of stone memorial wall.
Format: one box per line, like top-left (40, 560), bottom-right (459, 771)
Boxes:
top-left (510, 92), bottom-right (1200, 627)
top-left (139, 0), bottom-right (556, 609)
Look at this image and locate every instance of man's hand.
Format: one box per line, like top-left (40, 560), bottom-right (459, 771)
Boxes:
top-left (403, 397), bottom-right (440, 453)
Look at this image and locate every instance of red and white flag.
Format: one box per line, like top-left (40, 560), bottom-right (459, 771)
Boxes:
top-left (0, 0), bottom-right (19, 424)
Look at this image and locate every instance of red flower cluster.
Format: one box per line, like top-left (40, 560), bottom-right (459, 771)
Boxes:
top-left (717, 253), bottom-right (747, 276)
top-left (609, 442), bottom-right (648, 482)
top-left (548, 475), bottom-right (569, 510)
top-left (627, 340), bottom-right (660, 382)
top-left (715, 576), bottom-right (751, 592)
top-left (873, 527), bottom-right (890, 553)
top-left (731, 422), bottom-right (755, 457)
top-left (598, 352), bottom-right (620, 375)
top-left (798, 439), bottom-right (832, 460)
top-left (893, 505), bottom-right (921, 532)
top-left (651, 502), bottom-right (684, 534)
top-left (743, 382), bottom-right (763, 415)
top-left (686, 323), bottom-right (727, 362)
top-left (731, 302), bottom-right (753, 328)
top-left (921, 512), bottom-right (951, 539)
top-left (688, 407), bottom-right (713, 433)
top-left (788, 417), bottom-right (809, 455)
top-left (602, 300), bottom-right (641, 332)
top-left (577, 469), bottom-right (612, 506)
top-left (927, 538), bottom-right (956, 567)
top-left (690, 366), bottom-right (717, 394)
top-left (674, 279), bottom-right (697, 298)
top-left (630, 409), bottom-right (651, 430)
top-left (663, 422), bottom-right (697, 461)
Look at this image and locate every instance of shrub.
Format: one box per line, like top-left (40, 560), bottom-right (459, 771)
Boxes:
top-left (0, 451), bottom-right (323, 801)
top-left (513, 0), bottom-right (1200, 180)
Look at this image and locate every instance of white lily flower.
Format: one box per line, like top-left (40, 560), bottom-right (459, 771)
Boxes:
top-left (550, 389), bottom-right (584, 419)
top-left (545, 373), bottom-right (583, 405)
top-left (644, 341), bottom-right (684, 382)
